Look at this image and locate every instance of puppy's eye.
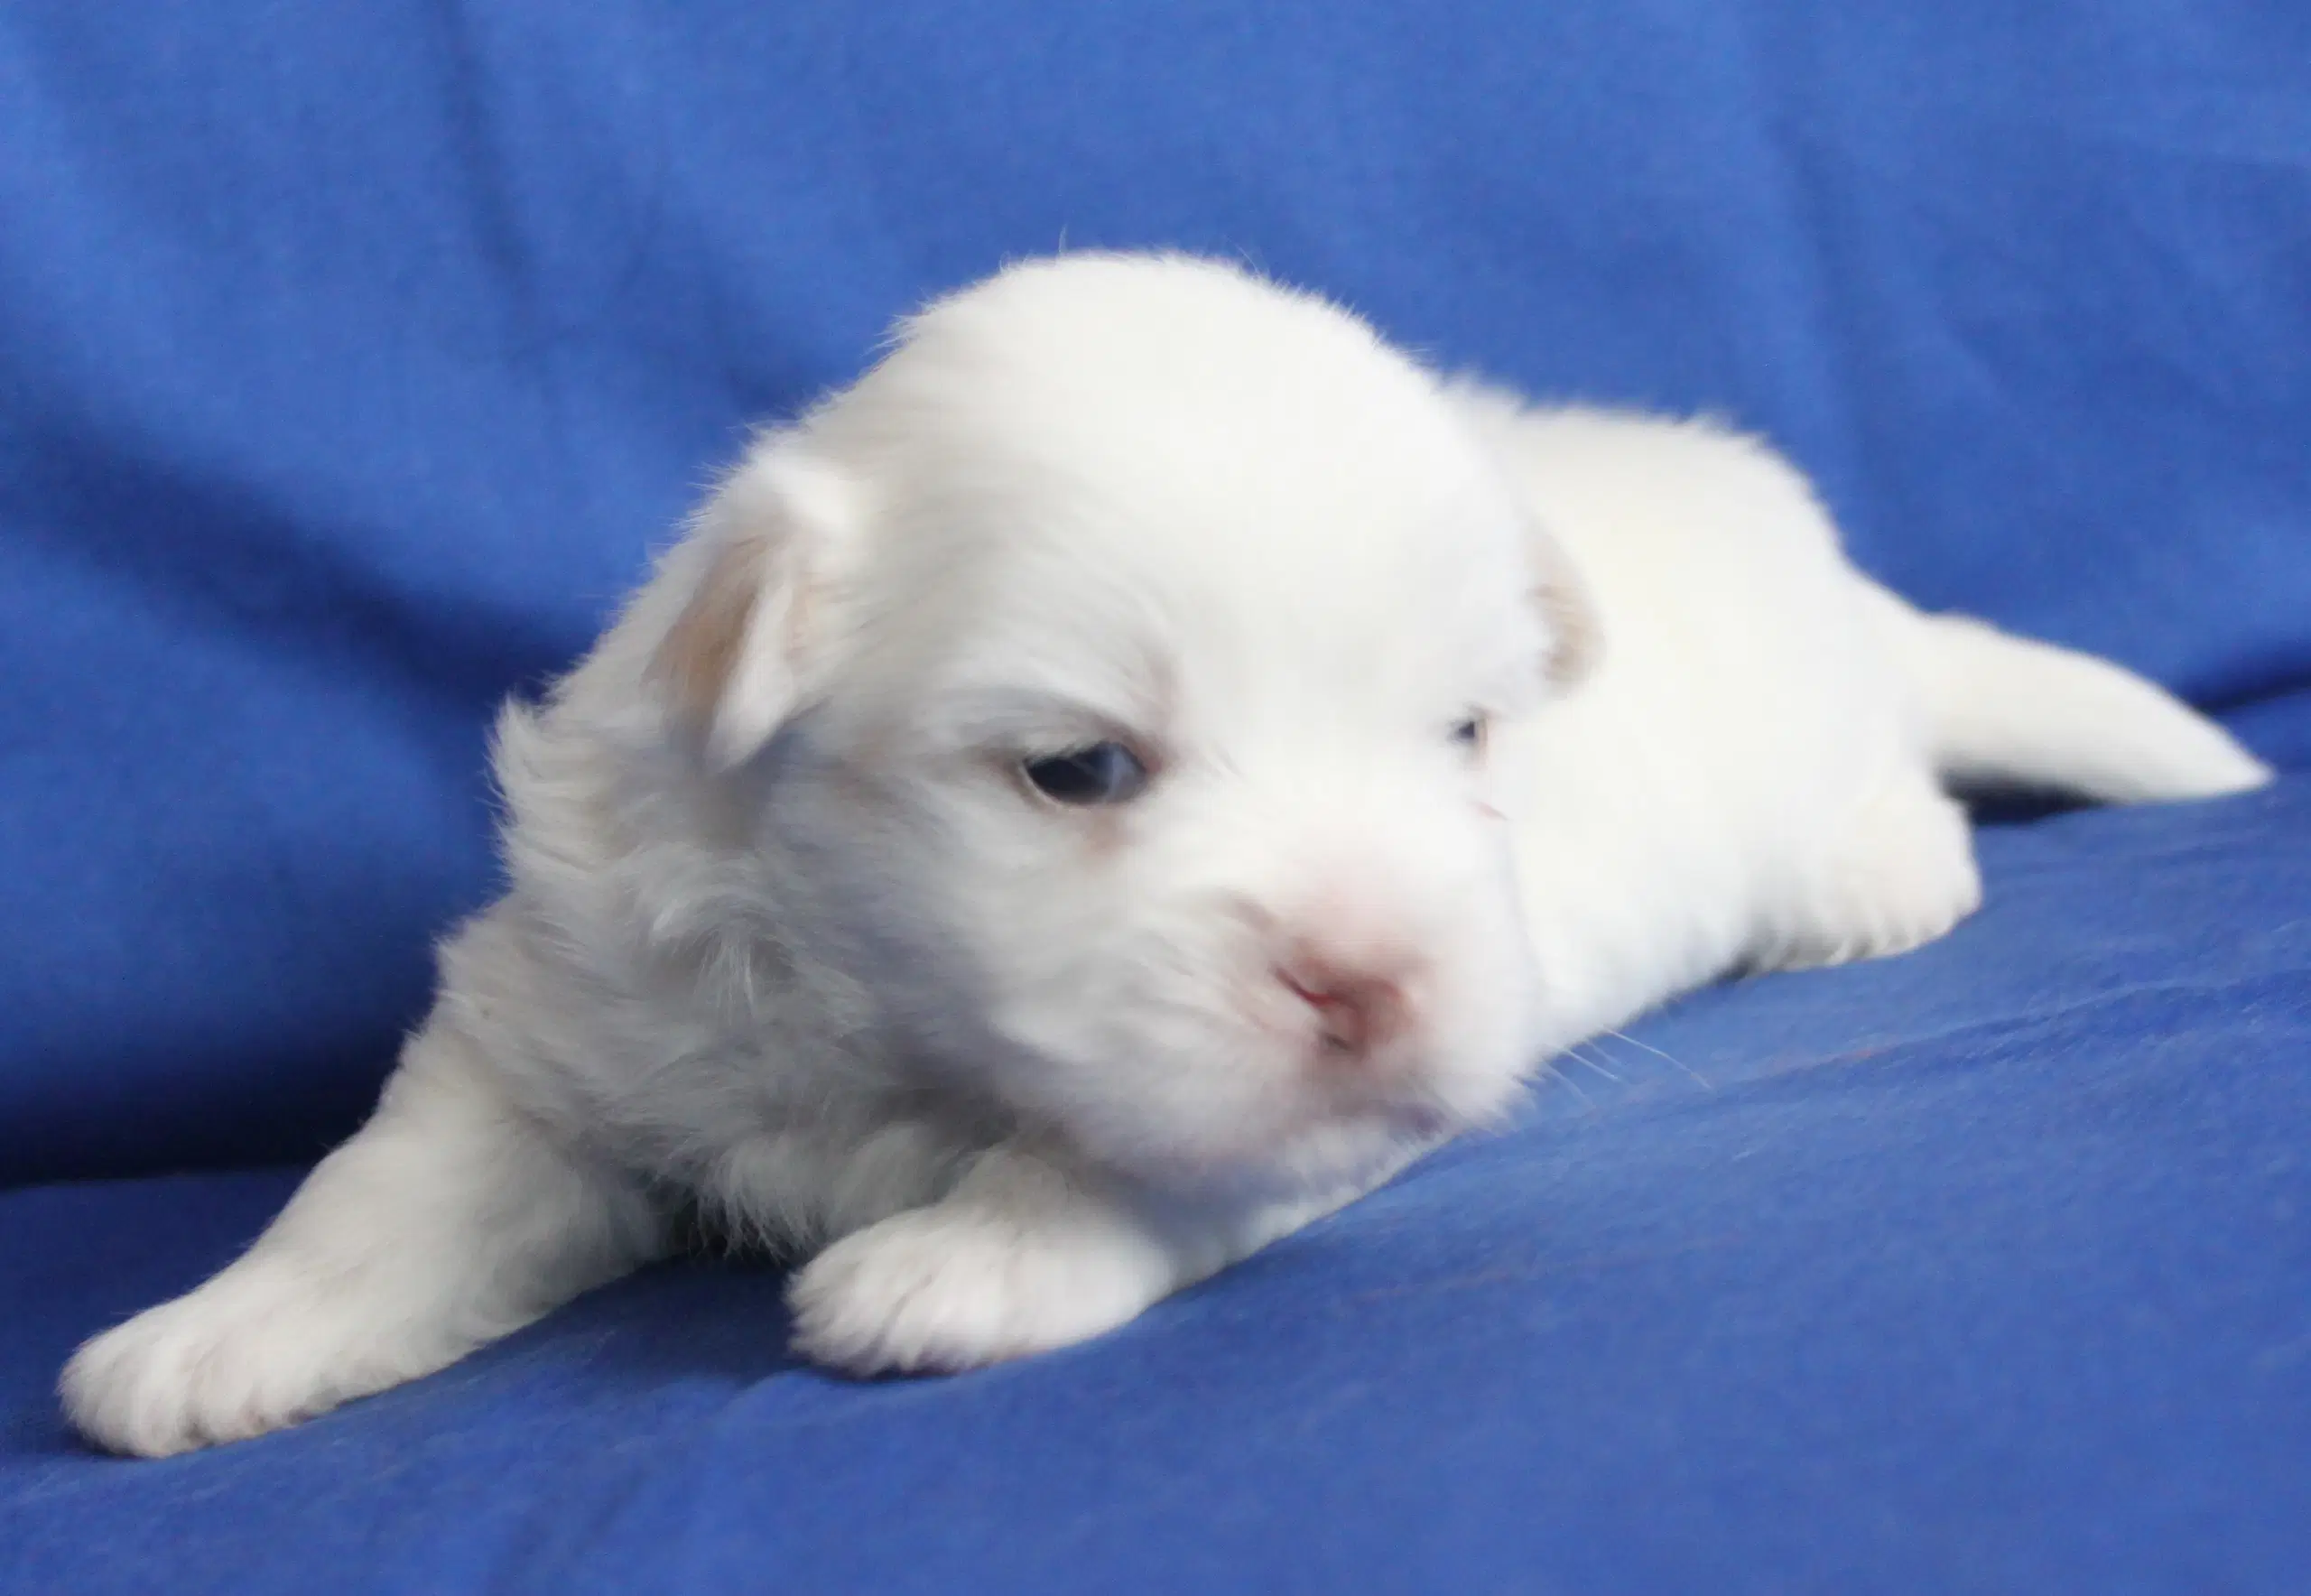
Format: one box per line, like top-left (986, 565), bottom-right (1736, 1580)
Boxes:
top-left (1451, 715), bottom-right (1490, 756)
top-left (1021, 741), bottom-right (1150, 806)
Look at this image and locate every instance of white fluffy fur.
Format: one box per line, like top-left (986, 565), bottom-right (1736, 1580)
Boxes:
top-left (62, 253), bottom-right (2271, 1456)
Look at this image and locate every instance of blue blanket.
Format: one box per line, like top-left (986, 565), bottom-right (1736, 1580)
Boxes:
top-left (3, 2), bottom-right (2306, 1591)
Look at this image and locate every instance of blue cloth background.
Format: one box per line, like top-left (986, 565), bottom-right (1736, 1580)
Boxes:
top-left (2, 2), bottom-right (2306, 1591)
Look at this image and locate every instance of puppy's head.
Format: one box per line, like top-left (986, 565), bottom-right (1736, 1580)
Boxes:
top-left (654, 255), bottom-right (1593, 1193)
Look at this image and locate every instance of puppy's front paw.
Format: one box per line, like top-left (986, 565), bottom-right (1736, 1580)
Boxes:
top-left (788, 1195), bottom-right (1178, 1377)
top-left (61, 1266), bottom-right (433, 1458)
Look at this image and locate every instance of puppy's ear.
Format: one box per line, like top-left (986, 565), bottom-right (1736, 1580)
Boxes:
top-left (653, 436), bottom-right (861, 768)
top-left (1528, 522), bottom-right (1603, 692)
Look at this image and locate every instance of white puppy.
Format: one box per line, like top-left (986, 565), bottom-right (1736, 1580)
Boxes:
top-left (62, 253), bottom-right (2270, 1456)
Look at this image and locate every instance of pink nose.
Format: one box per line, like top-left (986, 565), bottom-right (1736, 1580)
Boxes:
top-left (1277, 955), bottom-right (1410, 1056)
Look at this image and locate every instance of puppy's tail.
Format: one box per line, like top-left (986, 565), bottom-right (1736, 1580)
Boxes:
top-left (1871, 585), bottom-right (2273, 804)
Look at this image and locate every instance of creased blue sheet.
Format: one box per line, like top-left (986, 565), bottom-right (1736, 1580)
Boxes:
top-left (2, 1), bottom-right (2306, 1591)
top-left (5, 744), bottom-right (2307, 1593)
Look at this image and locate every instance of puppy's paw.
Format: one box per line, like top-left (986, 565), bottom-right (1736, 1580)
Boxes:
top-left (61, 1266), bottom-right (435, 1458)
top-left (788, 1194), bottom-right (1177, 1377)
top-left (1764, 778), bottom-right (1982, 970)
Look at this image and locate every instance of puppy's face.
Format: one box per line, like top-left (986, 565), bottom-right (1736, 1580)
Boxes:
top-left (660, 257), bottom-right (1589, 1193)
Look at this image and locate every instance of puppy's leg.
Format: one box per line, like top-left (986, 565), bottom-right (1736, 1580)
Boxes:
top-left (1759, 770), bottom-right (1983, 972)
top-left (61, 1025), bottom-right (664, 1457)
top-left (788, 1142), bottom-right (1361, 1376)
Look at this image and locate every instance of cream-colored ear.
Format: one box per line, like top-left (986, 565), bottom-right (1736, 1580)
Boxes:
top-left (652, 437), bottom-right (859, 769)
top-left (1529, 522), bottom-right (1603, 691)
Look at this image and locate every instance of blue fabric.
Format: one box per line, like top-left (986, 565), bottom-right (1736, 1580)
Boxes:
top-left (5, 756), bottom-right (2309, 1592)
top-left (2, 0), bottom-right (2306, 1591)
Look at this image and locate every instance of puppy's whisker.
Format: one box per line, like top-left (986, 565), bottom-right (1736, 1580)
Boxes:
top-left (1601, 1027), bottom-right (1712, 1090)
top-left (1540, 1059), bottom-right (1600, 1115)
top-left (1562, 1044), bottom-right (1623, 1085)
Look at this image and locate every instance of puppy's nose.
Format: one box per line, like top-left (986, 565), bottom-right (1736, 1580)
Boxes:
top-left (1276, 953), bottom-right (1410, 1056)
